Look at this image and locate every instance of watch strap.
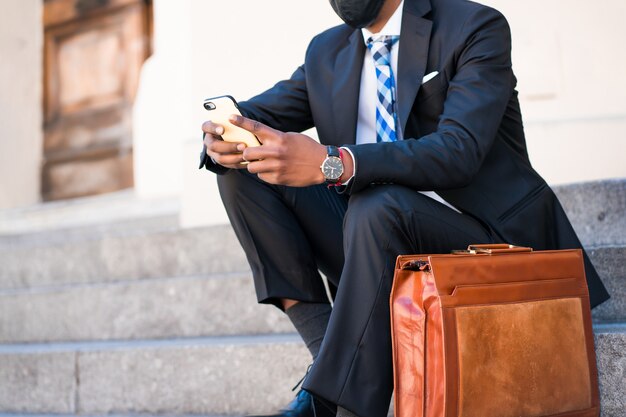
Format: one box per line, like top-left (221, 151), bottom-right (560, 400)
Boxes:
top-left (326, 145), bottom-right (340, 158)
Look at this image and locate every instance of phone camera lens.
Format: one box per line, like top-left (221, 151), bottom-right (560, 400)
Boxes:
top-left (204, 102), bottom-right (216, 110)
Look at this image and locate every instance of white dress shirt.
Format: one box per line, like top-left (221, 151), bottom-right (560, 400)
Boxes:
top-left (357, 1), bottom-right (405, 143)
top-left (342, 0), bottom-right (460, 213)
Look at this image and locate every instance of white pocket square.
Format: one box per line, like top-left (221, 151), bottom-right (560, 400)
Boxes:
top-left (422, 71), bottom-right (439, 84)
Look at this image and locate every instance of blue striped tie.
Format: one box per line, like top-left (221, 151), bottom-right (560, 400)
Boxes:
top-left (367, 35), bottom-right (400, 143)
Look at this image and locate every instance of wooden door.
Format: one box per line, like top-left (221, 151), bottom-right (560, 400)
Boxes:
top-left (43, 0), bottom-right (152, 201)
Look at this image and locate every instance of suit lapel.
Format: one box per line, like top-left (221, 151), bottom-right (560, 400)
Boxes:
top-left (331, 30), bottom-right (364, 145)
top-left (397, 0), bottom-right (433, 135)
top-left (330, 0), bottom-right (432, 144)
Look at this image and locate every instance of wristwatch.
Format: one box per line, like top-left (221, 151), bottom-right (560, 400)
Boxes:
top-left (320, 145), bottom-right (344, 184)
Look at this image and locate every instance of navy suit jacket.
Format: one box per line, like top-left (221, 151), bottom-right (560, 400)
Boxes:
top-left (200, 0), bottom-right (610, 307)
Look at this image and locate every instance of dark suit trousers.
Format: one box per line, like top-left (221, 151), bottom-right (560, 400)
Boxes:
top-left (217, 169), bottom-right (497, 417)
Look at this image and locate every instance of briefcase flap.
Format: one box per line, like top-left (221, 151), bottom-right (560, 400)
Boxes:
top-left (397, 248), bottom-right (589, 305)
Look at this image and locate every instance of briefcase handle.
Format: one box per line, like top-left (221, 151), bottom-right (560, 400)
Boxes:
top-left (399, 244), bottom-right (534, 271)
top-left (453, 244), bottom-right (533, 255)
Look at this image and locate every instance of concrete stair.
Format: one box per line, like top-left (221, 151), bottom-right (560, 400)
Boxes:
top-left (0, 334), bottom-right (309, 416)
top-left (0, 327), bottom-right (622, 416)
top-left (0, 179), bottom-right (624, 417)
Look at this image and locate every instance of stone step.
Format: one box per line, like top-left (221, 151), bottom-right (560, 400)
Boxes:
top-left (589, 246), bottom-right (626, 323)
top-left (0, 415), bottom-right (226, 417)
top-left (0, 179), bottom-right (623, 290)
top-left (553, 178), bottom-right (626, 248)
top-left (0, 245), bottom-right (623, 344)
top-left (0, 224), bottom-right (247, 290)
top-left (0, 220), bottom-right (623, 295)
top-left (0, 324), bottom-right (624, 417)
top-left (0, 179), bottom-right (621, 248)
top-left (0, 179), bottom-right (622, 245)
top-left (0, 334), bottom-right (309, 416)
top-left (0, 181), bottom-right (623, 250)
top-left (0, 214), bottom-right (180, 248)
top-left (0, 272), bottom-right (293, 344)
top-left (0, 189), bottom-right (180, 238)
top-left (0, 413), bottom-right (225, 417)
top-left (594, 323), bottom-right (626, 417)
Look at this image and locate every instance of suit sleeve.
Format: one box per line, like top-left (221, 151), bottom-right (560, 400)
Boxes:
top-left (237, 63), bottom-right (313, 133)
top-left (200, 46), bottom-right (315, 174)
top-left (344, 7), bottom-right (515, 193)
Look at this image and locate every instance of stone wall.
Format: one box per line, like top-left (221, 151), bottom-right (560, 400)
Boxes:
top-left (0, 0), bottom-right (43, 209)
top-left (482, 0), bottom-right (626, 184)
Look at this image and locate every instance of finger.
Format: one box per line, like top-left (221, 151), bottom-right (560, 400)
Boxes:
top-left (242, 147), bottom-right (264, 162)
top-left (246, 159), bottom-right (278, 175)
top-left (202, 120), bottom-right (225, 136)
top-left (229, 114), bottom-right (278, 137)
top-left (242, 145), bottom-right (283, 162)
top-left (203, 133), bottom-right (220, 148)
top-left (206, 151), bottom-right (248, 170)
top-left (203, 134), bottom-right (246, 153)
top-left (212, 152), bottom-right (246, 166)
top-left (209, 139), bottom-right (246, 154)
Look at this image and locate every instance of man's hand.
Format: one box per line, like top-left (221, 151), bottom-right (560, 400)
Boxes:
top-left (201, 121), bottom-right (247, 169)
top-left (230, 115), bottom-right (329, 187)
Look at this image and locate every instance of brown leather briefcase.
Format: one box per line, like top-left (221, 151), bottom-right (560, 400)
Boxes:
top-left (390, 244), bottom-right (600, 417)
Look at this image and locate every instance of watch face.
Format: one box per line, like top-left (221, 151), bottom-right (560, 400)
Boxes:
top-left (322, 156), bottom-right (343, 180)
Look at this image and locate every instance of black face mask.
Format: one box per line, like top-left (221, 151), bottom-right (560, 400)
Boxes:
top-left (329, 0), bottom-right (387, 29)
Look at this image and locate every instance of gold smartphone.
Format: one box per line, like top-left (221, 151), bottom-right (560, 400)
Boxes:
top-left (203, 95), bottom-right (261, 148)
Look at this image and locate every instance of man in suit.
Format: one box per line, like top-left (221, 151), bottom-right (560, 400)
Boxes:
top-left (199, 0), bottom-right (610, 416)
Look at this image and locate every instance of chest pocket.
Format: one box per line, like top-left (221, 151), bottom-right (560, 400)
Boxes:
top-left (410, 73), bottom-right (449, 134)
top-left (417, 72), bottom-right (449, 103)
